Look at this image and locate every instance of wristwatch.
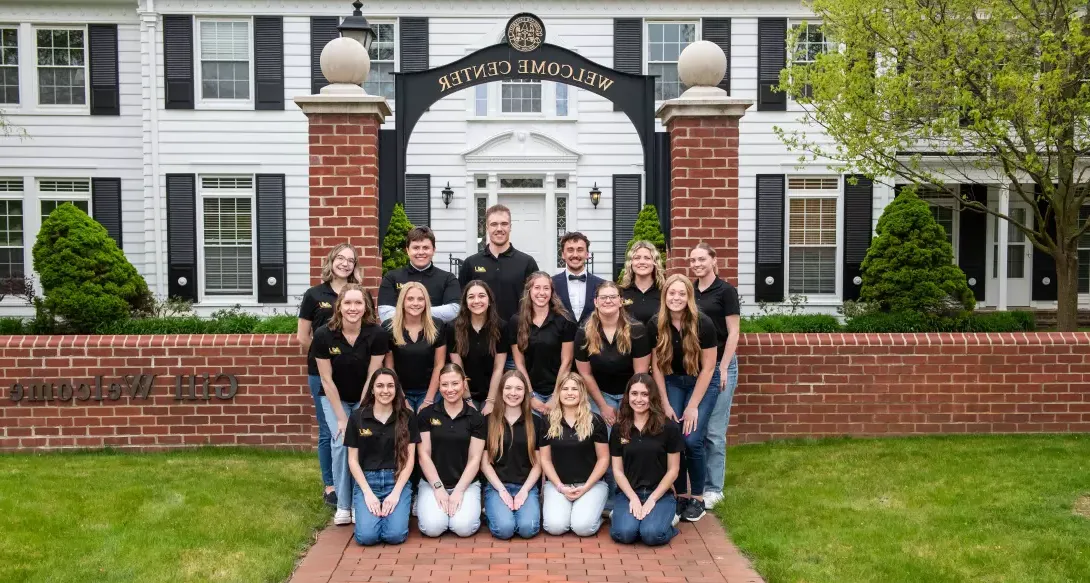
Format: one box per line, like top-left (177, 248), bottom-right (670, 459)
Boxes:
top-left (432, 480), bottom-right (443, 490)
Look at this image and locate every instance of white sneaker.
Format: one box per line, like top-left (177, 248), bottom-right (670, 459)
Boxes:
top-left (333, 508), bottom-right (352, 525)
top-left (671, 512), bottom-right (680, 527)
top-left (351, 509), bottom-right (355, 524)
top-left (703, 491), bottom-right (724, 510)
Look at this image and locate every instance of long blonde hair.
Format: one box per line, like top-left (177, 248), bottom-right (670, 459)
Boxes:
top-left (390, 282), bottom-right (438, 346)
top-left (654, 275), bottom-right (703, 376)
top-left (516, 271), bottom-right (570, 352)
top-left (619, 240), bottom-right (665, 290)
top-left (320, 243), bottom-right (361, 284)
top-left (486, 370), bottom-right (537, 466)
top-left (582, 281), bottom-right (632, 357)
top-left (545, 372), bottom-right (595, 441)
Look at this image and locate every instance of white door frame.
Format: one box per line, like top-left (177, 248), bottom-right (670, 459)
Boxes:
top-left (989, 201), bottom-right (1033, 307)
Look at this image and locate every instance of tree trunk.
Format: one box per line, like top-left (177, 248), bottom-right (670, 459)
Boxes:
top-left (1054, 245), bottom-right (1081, 331)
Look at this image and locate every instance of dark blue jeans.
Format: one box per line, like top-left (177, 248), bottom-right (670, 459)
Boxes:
top-left (664, 370), bottom-right (720, 496)
top-left (405, 389), bottom-right (427, 412)
top-left (308, 374), bottom-right (334, 487)
top-left (483, 483), bottom-right (541, 540)
top-left (609, 489), bottom-right (679, 546)
top-left (352, 469), bottom-right (411, 546)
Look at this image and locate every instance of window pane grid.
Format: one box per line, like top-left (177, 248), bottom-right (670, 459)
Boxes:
top-left (476, 196), bottom-right (487, 252)
top-left (203, 197), bottom-right (253, 295)
top-left (364, 23), bottom-right (394, 99)
top-left (929, 206), bottom-right (954, 246)
top-left (0, 199), bottom-right (24, 278)
top-left (788, 198), bottom-right (837, 246)
top-left (788, 197), bottom-right (836, 295)
top-left (36, 28), bottom-right (86, 105)
top-left (555, 82), bottom-right (568, 116)
top-left (556, 196), bottom-right (567, 268)
top-left (793, 23), bottom-right (832, 65)
top-left (501, 79), bottom-right (541, 113)
top-left (41, 199), bottom-right (90, 222)
top-left (38, 178), bottom-right (90, 193)
top-left (199, 21), bottom-right (250, 100)
top-left (788, 247), bottom-right (836, 295)
top-left (648, 22), bottom-right (695, 101)
top-left (1, 28), bottom-right (18, 104)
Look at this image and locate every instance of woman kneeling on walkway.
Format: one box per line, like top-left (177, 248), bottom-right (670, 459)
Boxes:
top-left (416, 363), bottom-right (487, 537)
top-left (345, 368), bottom-right (418, 545)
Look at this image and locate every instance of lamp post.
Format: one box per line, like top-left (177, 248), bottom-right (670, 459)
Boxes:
top-left (589, 183), bottom-right (601, 208)
top-left (338, 1), bottom-right (375, 52)
top-left (442, 182), bottom-right (454, 207)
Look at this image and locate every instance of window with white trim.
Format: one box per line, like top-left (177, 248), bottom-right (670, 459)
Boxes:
top-left (992, 207), bottom-right (1027, 279)
top-left (501, 78), bottom-right (541, 113)
top-left (36, 28), bottom-right (86, 106)
top-left (38, 178), bottom-right (91, 223)
top-left (474, 177), bottom-right (488, 252)
top-left (789, 20), bottom-right (832, 99)
top-left (197, 19), bottom-right (251, 101)
top-left (918, 187), bottom-right (959, 260)
top-left (1, 27), bottom-right (18, 104)
top-left (647, 22), bottom-right (696, 101)
top-left (787, 177), bottom-right (839, 295)
top-left (556, 181), bottom-right (568, 268)
top-left (0, 178), bottom-right (24, 280)
top-left (364, 23), bottom-right (395, 99)
top-left (555, 83), bottom-right (568, 116)
top-left (200, 176), bottom-right (255, 296)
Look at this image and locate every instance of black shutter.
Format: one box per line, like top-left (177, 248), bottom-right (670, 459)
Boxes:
top-left (310, 17), bottom-right (339, 94)
top-left (958, 184), bottom-right (988, 301)
top-left (757, 18), bottom-right (787, 111)
top-left (91, 177), bottom-right (123, 248)
top-left (653, 131), bottom-right (672, 244)
top-left (163, 15), bottom-right (194, 109)
top-left (378, 129), bottom-right (397, 239)
top-left (613, 19), bottom-right (642, 111)
top-left (88, 24), bottom-right (120, 115)
top-left (400, 18), bottom-right (429, 73)
top-left (166, 174), bottom-right (198, 301)
top-left (1032, 184), bottom-right (1057, 301)
top-left (256, 174), bottom-right (287, 303)
top-left (613, 175), bottom-right (642, 280)
top-left (842, 175), bottom-right (873, 300)
top-left (701, 18), bottom-right (731, 93)
top-left (755, 174), bottom-right (785, 301)
top-left (254, 16), bottom-right (284, 110)
top-left (404, 174), bottom-right (431, 227)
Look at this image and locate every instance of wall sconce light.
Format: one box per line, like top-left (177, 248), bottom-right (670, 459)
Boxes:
top-left (441, 182), bottom-right (454, 207)
top-left (589, 183), bottom-right (601, 208)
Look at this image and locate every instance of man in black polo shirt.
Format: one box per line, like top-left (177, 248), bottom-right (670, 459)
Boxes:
top-left (378, 226), bottom-right (461, 323)
top-left (458, 204), bottom-right (539, 322)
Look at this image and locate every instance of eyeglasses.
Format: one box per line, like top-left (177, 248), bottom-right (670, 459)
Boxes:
top-left (334, 254), bottom-right (356, 264)
top-left (597, 294), bottom-right (620, 302)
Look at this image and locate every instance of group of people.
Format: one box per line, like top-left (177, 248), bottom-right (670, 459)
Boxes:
top-left (296, 203), bottom-right (741, 547)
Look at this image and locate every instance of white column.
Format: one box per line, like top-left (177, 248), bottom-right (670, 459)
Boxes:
top-left (567, 173), bottom-right (579, 234)
top-left (545, 173), bottom-right (557, 272)
top-left (997, 183), bottom-right (1010, 311)
top-left (464, 174), bottom-right (476, 257)
top-left (487, 173), bottom-right (498, 207)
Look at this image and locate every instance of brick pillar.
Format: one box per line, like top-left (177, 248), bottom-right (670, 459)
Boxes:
top-left (657, 97), bottom-right (752, 282)
top-left (294, 94), bottom-right (390, 291)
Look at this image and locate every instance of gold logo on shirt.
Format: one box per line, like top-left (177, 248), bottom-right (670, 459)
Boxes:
top-left (474, 266), bottom-right (487, 273)
top-left (395, 283), bottom-right (403, 289)
top-left (619, 437), bottom-right (630, 445)
top-left (359, 428), bottom-right (373, 437)
top-left (328, 347), bottom-right (341, 355)
top-left (318, 302), bottom-right (333, 309)
top-left (430, 418), bottom-right (442, 426)
top-left (623, 298), bottom-right (634, 306)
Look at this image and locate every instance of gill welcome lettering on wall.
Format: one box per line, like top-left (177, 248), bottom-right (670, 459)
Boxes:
top-left (437, 59), bottom-right (616, 93)
top-left (8, 372), bottom-right (240, 403)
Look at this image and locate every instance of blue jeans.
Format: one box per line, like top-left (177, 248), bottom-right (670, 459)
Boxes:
top-left (484, 483), bottom-right (541, 540)
top-left (609, 489), bottom-right (679, 546)
top-left (352, 469), bottom-right (412, 546)
top-left (308, 375), bottom-right (334, 488)
top-left (320, 396), bottom-right (360, 510)
top-left (405, 389), bottom-right (427, 412)
top-left (589, 391), bottom-right (625, 510)
top-left (704, 355), bottom-right (738, 495)
top-left (665, 369), bottom-right (721, 496)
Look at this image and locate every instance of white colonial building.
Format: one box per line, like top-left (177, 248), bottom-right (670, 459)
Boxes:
top-left (0, 0), bottom-right (1084, 316)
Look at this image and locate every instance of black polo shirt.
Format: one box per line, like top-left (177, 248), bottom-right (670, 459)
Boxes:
top-left (609, 420), bottom-right (684, 490)
top-left (621, 283), bottom-right (661, 327)
top-left (507, 311), bottom-right (577, 396)
top-left (574, 321), bottom-right (652, 395)
top-left (540, 413), bottom-right (609, 484)
top-left (299, 283), bottom-right (339, 375)
top-left (458, 245), bottom-right (539, 321)
top-left (382, 318), bottom-right (448, 392)
top-left (693, 277), bottom-right (741, 363)
top-left (489, 414), bottom-right (546, 484)
top-left (447, 324), bottom-right (508, 402)
top-left (418, 402), bottom-right (487, 486)
top-left (647, 312), bottom-right (717, 376)
top-left (378, 263), bottom-right (461, 313)
top-left (311, 323), bottom-right (389, 403)
top-left (344, 407), bottom-right (421, 471)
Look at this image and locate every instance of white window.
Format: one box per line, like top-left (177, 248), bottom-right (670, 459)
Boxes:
top-left (38, 178), bottom-right (91, 223)
top-left (786, 177), bottom-right (839, 296)
top-left (473, 177), bottom-right (488, 252)
top-left (0, 178), bottom-right (24, 281)
top-left (501, 79), bottom-right (541, 113)
top-left (364, 23), bottom-right (395, 99)
top-left (647, 22), bottom-right (696, 101)
top-left (197, 20), bottom-right (251, 102)
top-left (555, 83), bottom-right (568, 116)
top-left (474, 84), bottom-right (488, 116)
top-left (200, 176), bottom-right (255, 297)
top-left (992, 207), bottom-right (1027, 279)
top-left (36, 28), bottom-right (87, 106)
top-left (791, 22), bottom-right (832, 67)
top-left (1, 27), bottom-right (18, 104)
top-left (918, 187), bottom-right (959, 261)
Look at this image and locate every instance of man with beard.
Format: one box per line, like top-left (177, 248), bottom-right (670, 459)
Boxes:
top-left (458, 204), bottom-right (539, 322)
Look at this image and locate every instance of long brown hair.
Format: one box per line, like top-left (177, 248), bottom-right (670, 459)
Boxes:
top-left (516, 271), bottom-right (570, 352)
top-left (390, 281), bottom-right (439, 346)
top-left (486, 369), bottom-right (537, 466)
top-left (320, 243), bottom-right (362, 284)
top-left (328, 284), bottom-right (379, 331)
top-left (582, 281), bottom-right (633, 357)
top-left (545, 372), bottom-right (594, 441)
top-left (654, 275), bottom-right (702, 376)
top-left (359, 368), bottom-right (413, 473)
top-left (616, 373), bottom-right (666, 440)
top-left (438, 362), bottom-right (470, 401)
top-left (453, 280), bottom-right (502, 357)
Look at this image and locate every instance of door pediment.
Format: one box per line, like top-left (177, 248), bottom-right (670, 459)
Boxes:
top-left (462, 130), bottom-right (581, 170)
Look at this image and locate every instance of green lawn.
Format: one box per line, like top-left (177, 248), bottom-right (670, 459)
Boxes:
top-left (0, 448), bottom-right (329, 583)
top-left (718, 434), bottom-right (1090, 583)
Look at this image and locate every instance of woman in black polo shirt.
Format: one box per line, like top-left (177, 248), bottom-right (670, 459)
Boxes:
top-left (609, 373), bottom-right (682, 546)
top-left (383, 282), bottom-right (448, 412)
top-left (297, 243), bottom-right (360, 505)
top-left (313, 284), bottom-right (390, 526)
top-left (539, 372), bottom-right (610, 537)
top-left (510, 271), bottom-right (576, 414)
top-left (480, 370), bottom-right (545, 540)
top-left (619, 240), bottom-right (665, 327)
top-left (448, 280), bottom-right (508, 414)
top-left (416, 363), bottom-right (487, 537)
top-left (345, 368), bottom-right (419, 546)
top-left (648, 274), bottom-right (719, 523)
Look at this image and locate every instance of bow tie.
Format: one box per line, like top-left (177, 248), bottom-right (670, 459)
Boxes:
top-left (568, 273), bottom-right (587, 282)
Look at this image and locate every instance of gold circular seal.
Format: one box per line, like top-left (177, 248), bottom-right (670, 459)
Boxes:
top-left (506, 14), bottom-right (544, 52)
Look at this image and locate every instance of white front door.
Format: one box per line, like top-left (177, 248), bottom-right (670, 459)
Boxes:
top-left (992, 204), bottom-right (1033, 306)
top-left (498, 194), bottom-right (551, 272)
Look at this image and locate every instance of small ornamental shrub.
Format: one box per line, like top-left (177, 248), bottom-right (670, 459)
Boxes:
top-left (860, 187), bottom-right (976, 314)
top-left (750, 314), bottom-right (842, 333)
top-left (32, 203), bottom-right (153, 333)
top-left (617, 204), bottom-right (668, 283)
top-left (382, 203), bottom-right (413, 274)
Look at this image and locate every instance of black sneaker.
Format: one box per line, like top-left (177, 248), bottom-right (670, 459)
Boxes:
top-left (323, 490), bottom-right (337, 507)
top-left (681, 497), bottom-right (706, 522)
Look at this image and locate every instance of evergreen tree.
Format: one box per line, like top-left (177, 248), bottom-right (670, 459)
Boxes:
top-left (616, 204), bottom-right (668, 283)
top-left (382, 203), bottom-right (413, 274)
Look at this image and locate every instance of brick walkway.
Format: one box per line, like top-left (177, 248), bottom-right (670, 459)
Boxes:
top-left (288, 515), bottom-right (764, 583)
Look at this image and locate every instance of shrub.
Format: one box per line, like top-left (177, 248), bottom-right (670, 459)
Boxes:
top-left (860, 187), bottom-right (976, 314)
top-left (616, 204), bottom-right (668, 283)
top-left (97, 317), bottom-right (210, 335)
top-left (0, 317), bottom-right (24, 334)
top-left (844, 310), bottom-right (1035, 333)
top-left (32, 203), bottom-right (153, 333)
top-left (253, 315), bottom-right (299, 334)
top-left (750, 314), bottom-right (842, 333)
top-left (382, 203), bottom-right (413, 274)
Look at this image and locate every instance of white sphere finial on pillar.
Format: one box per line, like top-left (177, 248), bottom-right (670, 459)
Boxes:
top-left (676, 40), bottom-right (728, 98)
top-left (319, 36), bottom-right (371, 95)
